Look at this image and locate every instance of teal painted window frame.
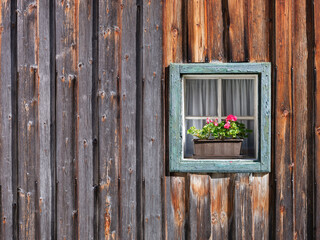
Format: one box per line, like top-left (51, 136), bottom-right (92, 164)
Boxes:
top-left (169, 63), bottom-right (271, 173)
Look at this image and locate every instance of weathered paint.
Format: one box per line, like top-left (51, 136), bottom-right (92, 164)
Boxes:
top-left (0, 0), bottom-right (317, 239)
top-left (169, 62), bottom-right (271, 173)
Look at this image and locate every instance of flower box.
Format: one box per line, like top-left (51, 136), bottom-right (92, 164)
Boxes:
top-left (193, 138), bottom-right (243, 159)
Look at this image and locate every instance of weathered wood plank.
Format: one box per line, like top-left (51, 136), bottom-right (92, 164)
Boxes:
top-left (210, 176), bottom-right (232, 240)
top-left (142, 0), bottom-right (163, 238)
top-left (252, 174), bottom-right (269, 239)
top-left (227, 0), bottom-right (246, 62)
top-left (247, 0), bottom-right (269, 62)
top-left (37, 0), bottom-right (52, 239)
top-left (163, 0), bottom-right (183, 68)
top-left (55, 0), bottom-right (78, 238)
top-left (292, 0), bottom-right (310, 238)
top-left (97, 0), bottom-right (121, 239)
top-left (188, 175), bottom-right (211, 239)
top-left (17, 0), bottom-right (39, 238)
top-left (233, 174), bottom-right (253, 239)
top-left (77, 0), bottom-right (94, 239)
top-left (274, 0), bottom-right (293, 238)
top-left (314, 0), bottom-right (320, 238)
top-left (246, 1), bottom-right (270, 239)
top-left (187, 0), bottom-right (207, 62)
top-left (207, 0), bottom-right (225, 62)
top-left (165, 177), bottom-right (186, 240)
top-left (120, 0), bottom-right (137, 239)
top-left (0, 1), bottom-right (13, 239)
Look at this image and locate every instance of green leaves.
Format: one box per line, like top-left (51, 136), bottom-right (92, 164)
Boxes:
top-left (187, 119), bottom-right (252, 140)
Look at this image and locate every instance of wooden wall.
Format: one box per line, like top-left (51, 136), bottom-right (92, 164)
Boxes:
top-left (0, 0), bottom-right (317, 239)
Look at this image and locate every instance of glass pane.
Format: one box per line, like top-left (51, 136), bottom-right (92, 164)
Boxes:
top-left (238, 120), bottom-right (256, 158)
top-left (221, 79), bottom-right (254, 116)
top-left (185, 79), bottom-right (218, 116)
top-left (184, 119), bottom-right (206, 158)
top-left (184, 119), bottom-right (256, 158)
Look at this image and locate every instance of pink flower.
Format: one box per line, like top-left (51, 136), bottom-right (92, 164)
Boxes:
top-left (224, 121), bottom-right (231, 129)
top-left (206, 118), bottom-right (210, 124)
top-left (226, 114), bottom-right (237, 122)
top-left (210, 119), bottom-right (214, 123)
top-left (214, 122), bottom-right (218, 126)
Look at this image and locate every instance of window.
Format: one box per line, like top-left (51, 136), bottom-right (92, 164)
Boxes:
top-left (169, 63), bottom-right (271, 173)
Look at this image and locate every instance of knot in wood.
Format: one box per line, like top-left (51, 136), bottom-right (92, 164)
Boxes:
top-left (78, 62), bottom-right (84, 69)
top-left (211, 212), bottom-right (218, 225)
top-left (282, 109), bottom-right (289, 117)
top-left (316, 126), bottom-right (320, 135)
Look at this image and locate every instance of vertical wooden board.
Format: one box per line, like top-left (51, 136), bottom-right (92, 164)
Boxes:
top-left (37, 0), bottom-right (52, 239)
top-left (165, 177), bottom-right (186, 240)
top-left (17, 0), bottom-right (39, 238)
top-left (227, 0), bottom-right (246, 62)
top-left (142, 0), bottom-right (163, 239)
top-left (274, 0), bottom-right (293, 238)
top-left (163, 2), bottom-right (185, 238)
top-left (55, 0), bottom-right (78, 239)
top-left (233, 174), bottom-right (253, 240)
top-left (252, 174), bottom-right (269, 239)
top-left (120, 0), bottom-right (137, 239)
top-left (77, 0), bottom-right (94, 239)
top-left (187, 0), bottom-right (207, 63)
top-left (246, 0), bottom-right (270, 238)
top-left (207, 0), bottom-right (225, 62)
top-left (0, 1), bottom-right (13, 239)
top-left (247, 0), bottom-right (269, 62)
top-left (315, 0), bottom-right (320, 238)
top-left (97, 0), bottom-right (121, 239)
top-left (187, 175), bottom-right (210, 239)
top-left (210, 177), bottom-right (231, 240)
top-left (163, 0), bottom-right (183, 67)
top-left (292, 0), bottom-right (310, 238)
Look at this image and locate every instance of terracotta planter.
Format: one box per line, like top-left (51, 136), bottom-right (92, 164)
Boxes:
top-left (193, 139), bottom-right (243, 158)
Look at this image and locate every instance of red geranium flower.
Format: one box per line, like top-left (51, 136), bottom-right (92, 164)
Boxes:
top-left (226, 114), bottom-right (237, 122)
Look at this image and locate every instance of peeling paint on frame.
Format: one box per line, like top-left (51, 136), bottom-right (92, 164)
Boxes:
top-left (169, 62), bottom-right (271, 173)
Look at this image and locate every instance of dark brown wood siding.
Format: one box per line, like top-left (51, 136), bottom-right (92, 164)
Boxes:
top-left (0, 0), bottom-right (317, 239)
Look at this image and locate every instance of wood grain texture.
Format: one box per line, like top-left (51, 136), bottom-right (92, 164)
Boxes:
top-left (274, 0), bottom-right (294, 238)
top-left (188, 174), bottom-right (211, 239)
top-left (163, 0), bottom-right (183, 67)
top-left (228, 0), bottom-right (246, 62)
top-left (210, 176), bottom-right (232, 240)
top-left (97, 0), bottom-right (121, 239)
top-left (252, 174), bottom-right (269, 239)
top-left (0, 1), bottom-right (13, 239)
top-left (233, 174), bottom-right (253, 239)
top-left (37, 0), bottom-right (52, 239)
top-left (315, 0), bottom-right (320, 238)
top-left (120, 0), bottom-right (137, 239)
top-left (0, 1), bottom-right (318, 239)
top-left (292, 0), bottom-right (310, 238)
top-left (207, 0), bottom-right (225, 62)
top-left (247, 0), bottom-right (269, 62)
top-left (187, 0), bottom-right (207, 62)
top-left (142, 0), bottom-right (163, 239)
top-left (77, 0), bottom-right (94, 239)
top-left (165, 177), bottom-right (186, 240)
top-left (17, 0), bottom-right (39, 238)
top-left (55, 0), bottom-right (78, 238)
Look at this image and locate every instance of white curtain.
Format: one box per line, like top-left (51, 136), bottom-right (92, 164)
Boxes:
top-left (185, 79), bottom-right (255, 158)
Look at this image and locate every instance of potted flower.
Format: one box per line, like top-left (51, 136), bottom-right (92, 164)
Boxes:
top-left (187, 115), bottom-right (252, 158)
